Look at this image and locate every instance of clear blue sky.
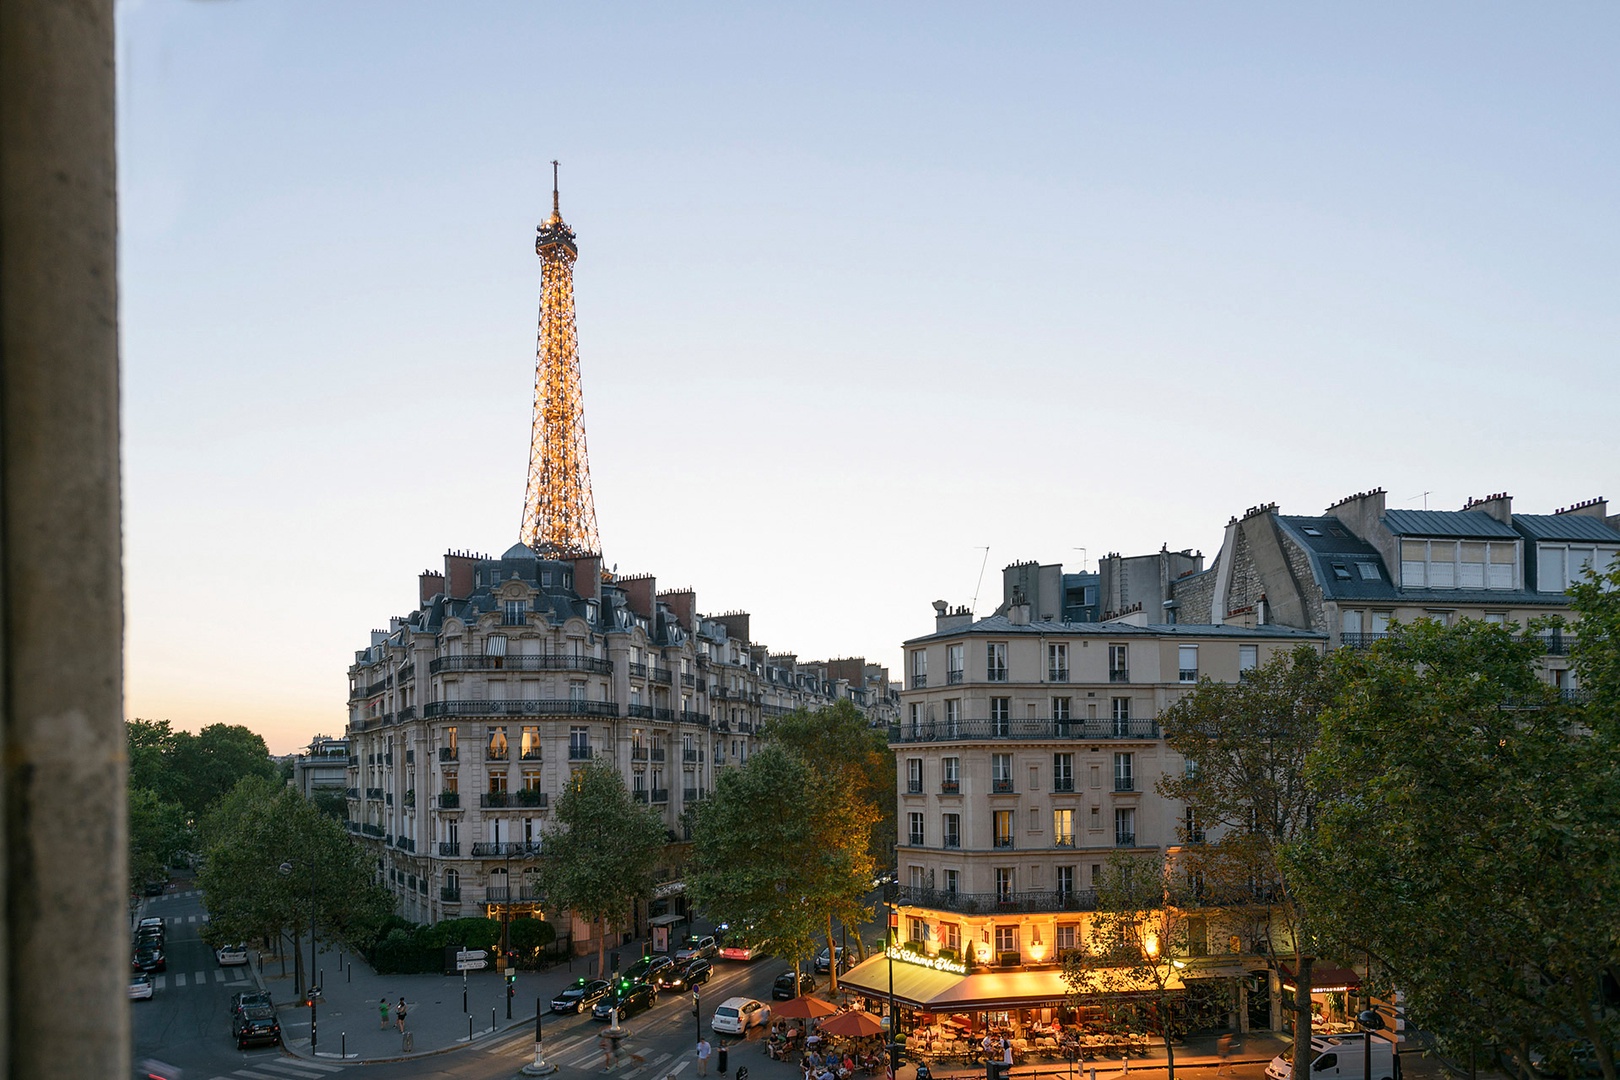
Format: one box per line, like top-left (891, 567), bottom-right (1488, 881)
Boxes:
top-left (118, 2), bottom-right (1620, 753)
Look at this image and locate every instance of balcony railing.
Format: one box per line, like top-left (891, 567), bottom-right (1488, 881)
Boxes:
top-left (683, 787), bottom-right (704, 802)
top-left (481, 791), bottom-right (513, 808)
top-left (568, 745), bottom-right (593, 761)
top-left (344, 786), bottom-right (359, 799)
top-left (631, 747), bottom-right (649, 761)
top-left (991, 778), bottom-right (1014, 794)
top-left (405, 750), bottom-right (415, 765)
top-left (910, 674), bottom-right (927, 689)
top-left (987, 667), bottom-right (1008, 683)
top-left (681, 673), bottom-right (695, 687)
top-left (366, 787), bottom-right (384, 800)
top-left (1115, 832), bottom-right (1137, 847)
top-left (906, 782), bottom-right (923, 794)
top-left (1109, 668), bottom-right (1130, 683)
top-left (1114, 778), bottom-right (1135, 792)
top-left (439, 841), bottom-right (460, 856)
top-left (992, 836), bottom-right (1014, 849)
top-left (438, 792), bottom-right (461, 809)
top-left (649, 748), bottom-right (666, 762)
top-left (889, 718), bottom-right (1162, 743)
top-left (485, 885), bottom-right (545, 903)
top-left (627, 704), bottom-right (654, 719)
top-left (682, 749), bottom-right (704, 763)
top-left (398, 705), bottom-right (416, 722)
top-left (1049, 668), bottom-right (1069, 682)
top-left (362, 823), bottom-right (384, 838)
top-left (650, 788), bottom-right (669, 803)
top-left (1053, 778), bottom-right (1075, 793)
top-left (439, 747), bottom-right (459, 761)
top-left (347, 756), bottom-right (359, 768)
top-left (515, 789), bottom-right (548, 808)
top-left (1054, 836), bottom-right (1075, 848)
top-left (898, 886), bottom-right (1100, 915)
top-left (652, 667), bottom-right (674, 685)
top-left (398, 662), bottom-right (414, 682)
top-left (470, 841), bottom-right (542, 857)
top-left (1339, 632), bottom-right (1391, 649)
top-left (429, 654), bottom-right (613, 675)
top-left (425, 699), bottom-right (618, 719)
top-left (908, 833), bottom-right (925, 847)
top-left (946, 670), bottom-right (964, 685)
top-left (395, 836), bottom-right (415, 852)
top-left (440, 886), bottom-right (461, 901)
top-left (942, 837), bottom-right (960, 850)
top-left (628, 661), bottom-right (648, 679)
top-left (651, 708), bottom-right (675, 723)
top-left (633, 790), bottom-right (648, 803)
top-left (520, 748), bottom-right (542, 761)
top-left (680, 710), bottom-right (707, 725)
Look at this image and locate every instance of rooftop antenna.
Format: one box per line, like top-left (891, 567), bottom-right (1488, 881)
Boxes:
top-left (1407, 491), bottom-right (1431, 510)
top-left (969, 546), bottom-right (991, 616)
top-left (551, 159), bottom-right (560, 216)
top-left (1072, 547), bottom-right (1088, 573)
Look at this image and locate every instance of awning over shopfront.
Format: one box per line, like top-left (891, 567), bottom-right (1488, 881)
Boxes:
top-left (840, 954), bottom-right (1187, 1013)
top-left (1279, 965), bottom-right (1360, 993)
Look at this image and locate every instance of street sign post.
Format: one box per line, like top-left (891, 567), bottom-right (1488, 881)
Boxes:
top-left (457, 948), bottom-right (489, 972)
top-left (457, 958), bottom-right (489, 971)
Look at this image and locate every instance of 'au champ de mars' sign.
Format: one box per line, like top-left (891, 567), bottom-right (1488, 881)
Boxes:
top-left (885, 946), bottom-right (967, 976)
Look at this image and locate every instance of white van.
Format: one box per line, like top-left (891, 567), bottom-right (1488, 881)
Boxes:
top-left (1266, 1035), bottom-right (1394, 1080)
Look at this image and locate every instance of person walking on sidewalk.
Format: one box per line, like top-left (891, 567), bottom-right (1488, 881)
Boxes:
top-left (379, 997), bottom-right (390, 1029)
top-left (396, 997), bottom-right (408, 1033)
top-left (697, 1037), bottom-right (712, 1076)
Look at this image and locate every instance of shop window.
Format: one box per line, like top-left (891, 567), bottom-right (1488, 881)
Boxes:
top-left (1055, 924), bottom-right (1078, 952)
top-left (994, 925), bottom-right (1019, 961)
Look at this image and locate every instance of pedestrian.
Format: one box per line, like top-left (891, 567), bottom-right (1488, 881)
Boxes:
top-left (1215, 1034), bottom-right (1235, 1078)
top-left (379, 997), bottom-right (389, 1029)
top-left (601, 1034), bottom-right (614, 1068)
top-left (698, 1037), bottom-right (713, 1076)
top-left (396, 996), bottom-right (408, 1033)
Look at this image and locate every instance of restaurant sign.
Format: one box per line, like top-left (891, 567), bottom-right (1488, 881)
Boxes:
top-left (885, 945), bottom-right (967, 976)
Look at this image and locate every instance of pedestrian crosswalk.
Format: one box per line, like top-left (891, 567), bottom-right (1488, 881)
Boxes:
top-left (152, 967), bottom-right (253, 990)
top-left (194, 1058), bottom-right (348, 1080)
top-left (166, 913), bottom-right (210, 925)
top-left (490, 1027), bottom-right (693, 1077)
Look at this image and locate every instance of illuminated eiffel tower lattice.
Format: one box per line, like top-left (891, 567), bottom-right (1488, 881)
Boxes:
top-left (519, 162), bottom-right (602, 558)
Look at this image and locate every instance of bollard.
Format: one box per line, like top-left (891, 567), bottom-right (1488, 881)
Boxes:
top-left (469, 1015), bottom-right (474, 1041)
top-left (492, 1006), bottom-right (497, 1034)
top-left (342, 1033), bottom-right (346, 1059)
top-left (347, 962), bottom-right (352, 983)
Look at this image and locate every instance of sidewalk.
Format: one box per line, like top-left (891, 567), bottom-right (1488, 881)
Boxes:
top-left (257, 934), bottom-right (646, 1064)
top-left (914, 1033), bottom-right (1293, 1080)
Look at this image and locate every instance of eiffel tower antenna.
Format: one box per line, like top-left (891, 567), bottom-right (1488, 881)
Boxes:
top-left (519, 163), bottom-right (602, 558)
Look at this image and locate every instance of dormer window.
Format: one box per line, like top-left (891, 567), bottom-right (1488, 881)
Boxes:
top-left (503, 600), bottom-right (527, 626)
top-left (1400, 540), bottom-right (1517, 590)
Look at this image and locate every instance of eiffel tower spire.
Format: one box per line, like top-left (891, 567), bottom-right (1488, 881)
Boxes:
top-left (520, 163), bottom-right (602, 558)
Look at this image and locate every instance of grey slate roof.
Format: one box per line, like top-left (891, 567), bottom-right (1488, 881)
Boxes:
top-left (1513, 514), bottom-right (1620, 544)
top-left (903, 613), bottom-right (1324, 647)
top-left (1381, 509), bottom-right (1518, 539)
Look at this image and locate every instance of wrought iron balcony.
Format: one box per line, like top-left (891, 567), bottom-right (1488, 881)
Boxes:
top-left (650, 788), bottom-right (669, 803)
top-left (1115, 832), bottom-right (1137, 847)
top-left (424, 699), bottom-right (618, 719)
top-left (947, 670), bottom-right (964, 685)
top-left (992, 836), bottom-right (1015, 849)
top-left (627, 704), bottom-right (654, 719)
top-left (439, 841), bottom-right (460, 856)
top-left (398, 705), bottom-right (416, 722)
top-left (520, 748), bottom-right (542, 761)
top-left (568, 745), bottom-right (593, 761)
top-left (438, 792), bottom-right (461, 809)
top-left (1109, 668), bottom-right (1130, 683)
top-left (631, 747), bottom-right (648, 761)
top-left (906, 781), bottom-right (923, 794)
top-left (908, 833), bottom-right (925, 847)
top-left (440, 886), bottom-right (461, 902)
top-left (682, 749), bottom-right (703, 763)
top-left (652, 667), bottom-right (674, 684)
top-left (649, 748), bottom-right (666, 762)
top-left (439, 747), bottom-right (458, 761)
top-left (429, 654), bottom-right (613, 675)
top-left (682, 788), bottom-right (703, 802)
top-left (991, 779), bottom-right (1014, 794)
top-left (680, 710), bottom-right (707, 725)
top-left (515, 789), bottom-right (548, 808)
top-left (395, 836), bottom-right (415, 852)
top-left (1052, 778), bottom-right (1075, 793)
top-left (470, 841), bottom-right (542, 857)
top-left (942, 837), bottom-right (960, 850)
top-left (628, 661), bottom-right (648, 679)
top-left (651, 708), bottom-right (675, 723)
top-left (481, 791), bottom-right (514, 808)
top-left (633, 790), bottom-right (648, 803)
top-left (898, 885), bottom-right (1098, 915)
top-left (681, 672), bottom-right (695, 687)
top-left (910, 674), bottom-right (927, 689)
top-left (405, 750), bottom-right (415, 765)
top-left (366, 787), bottom-right (384, 800)
top-left (1114, 777), bottom-right (1136, 792)
top-left (889, 718), bottom-right (1162, 743)
top-left (362, 823), bottom-right (384, 838)
top-left (940, 780), bottom-right (960, 794)
top-left (1049, 668), bottom-right (1070, 683)
top-left (398, 662), bottom-right (414, 682)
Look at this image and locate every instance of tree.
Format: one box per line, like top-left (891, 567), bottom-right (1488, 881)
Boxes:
top-left (128, 786), bottom-right (189, 888)
top-left (763, 699), bottom-right (892, 989)
top-left (1062, 853), bottom-right (1200, 1080)
top-left (1158, 645), bottom-right (1337, 1080)
top-left (169, 723), bottom-right (279, 818)
top-left (198, 776), bottom-right (392, 993)
top-left (537, 758), bottom-right (667, 977)
top-left (1287, 617), bottom-right (1620, 1080)
top-left (687, 745), bottom-right (876, 986)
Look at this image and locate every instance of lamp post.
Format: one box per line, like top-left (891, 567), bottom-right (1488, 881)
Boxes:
top-left (278, 852), bottom-right (319, 1051)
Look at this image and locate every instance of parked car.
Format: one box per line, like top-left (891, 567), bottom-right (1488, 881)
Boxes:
top-left (132, 945), bottom-right (166, 973)
top-left (675, 934), bottom-right (718, 961)
top-left (230, 989), bottom-right (273, 1018)
top-left (128, 974), bottom-right (155, 1001)
top-left (712, 996), bottom-right (770, 1035)
top-left (814, 946), bottom-right (847, 974)
top-left (656, 957), bottom-right (712, 991)
top-left (622, 954), bottom-right (674, 986)
top-left (143, 880), bottom-right (165, 896)
top-left (233, 1004), bottom-right (281, 1049)
top-left (772, 970), bottom-right (816, 1000)
top-left (592, 981), bottom-right (657, 1022)
top-left (550, 978), bottom-right (611, 1014)
top-left (215, 943), bottom-right (249, 966)
top-left (137, 916), bottom-right (165, 934)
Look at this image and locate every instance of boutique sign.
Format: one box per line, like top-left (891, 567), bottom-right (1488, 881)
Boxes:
top-left (885, 945), bottom-right (967, 976)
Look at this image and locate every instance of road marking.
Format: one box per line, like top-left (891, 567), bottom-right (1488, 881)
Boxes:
top-left (670, 1062), bottom-right (691, 1075)
top-left (195, 970), bottom-right (207, 984)
top-left (286, 1062), bottom-right (344, 1073)
top-left (152, 975), bottom-right (166, 990)
top-left (232, 1071), bottom-right (284, 1079)
top-left (255, 1063), bottom-right (329, 1078)
top-left (174, 973), bottom-right (186, 987)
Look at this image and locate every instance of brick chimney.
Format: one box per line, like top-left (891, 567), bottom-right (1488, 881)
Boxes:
top-left (419, 570), bottom-right (445, 606)
top-left (570, 555), bottom-right (601, 601)
top-left (659, 589), bottom-right (697, 633)
top-left (1463, 492), bottom-right (1513, 524)
top-left (1325, 488), bottom-right (1387, 543)
top-left (443, 551), bottom-right (478, 600)
top-left (618, 574), bottom-right (656, 620)
top-left (1554, 497), bottom-right (1608, 519)
top-left (713, 611), bottom-right (751, 644)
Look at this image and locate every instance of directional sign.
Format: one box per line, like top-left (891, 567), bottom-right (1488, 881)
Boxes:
top-left (457, 958), bottom-right (489, 971)
top-left (456, 949), bottom-right (488, 961)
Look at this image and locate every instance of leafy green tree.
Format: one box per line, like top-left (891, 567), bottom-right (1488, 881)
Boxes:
top-left (170, 723), bottom-right (279, 818)
top-left (310, 787), bottom-right (349, 821)
top-left (537, 758), bottom-right (667, 977)
top-left (1062, 853), bottom-right (1198, 1080)
top-left (198, 776), bottom-right (392, 993)
top-left (687, 745), bottom-right (876, 986)
top-left (128, 786), bottom-right (190, 888)
top-left (1158, 645), bottom-right (1337, 1080)
top-left (1288, 617), bottom-right (1620, 1080)
top-left (764, 699), bottom-right (891, 989)
top-left (128, 717), bottom-right (179, 799)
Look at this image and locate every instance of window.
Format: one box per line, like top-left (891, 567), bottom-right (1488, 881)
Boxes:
top-left (1048, 643), bottom-right (1069, 682)
top-left (1053, 809), bottom-right (1074, 847)
top-left (946, 643), bottom-right (964, 684)
top-left (994, 868), bottom-right (1014, 901)
top-left (1184, 806), bottom-right (1204, 843)
top-left (941, 757), bottom-right (960, 793)
top-left (1114, 753), bottom-right (1134, 791)
top-left (1056, 866), bottom-right (1076, 900)
top-left (1341, 609), bottom-right (1362, 637)
top-left (1357, 562), bottom-right (1382, 580)
top-left (942, 921), bottom-right (961, 950)
top-left (503, 599), bottom-right (527, 626)
top-left (908, 702), bottom-right (921, 736)
top-left (992, 753), bottom-right (1013, 793)
top-left (909, 866), bottom-right (925, 889)
top-left (994, 925), bottom-right (1018, 954)
top-left (522, 770), bottom-right (541, 792)
top-left (1239, 644), bottom-right (1258, 673)
top-left (1108, 644), bottom-right (1128, 682)
top-left (485, 633), bottom-right (508, 660)
top-left (944, 699), bottom-right (960, 736)
top-left (1055, 923), bottom-right (1078, 950)
top-left (943, 813), bottom-right (960, 849)
top-left (1052, 697), bottom-right (1071, 723)
top-left (1115, 807), bottom-right (1136, 847)
top-left (990, 697), bottom-right (1010, 736)
top-left (910, 650), bottom-right (927, 688)
top-left (486, 727), bottom-right (508, 757)
top-left (906, 758), bottom-right (923, 794)
top-left (1178, 644), bottom-right (1198, 682)
top-left (909, 918), bottom-right (927, 945)
top-left (993, 810), bottom-right (1014, 848)
top-left (943, 870), bottom-right (959, 897)
top-left (568, 726), bottom-right (591, 759)
top-left (1331, 564), bottom-right (1351, 581)
top-left (520, 726), bottom-right (541, 760)
top-left (568, 681), bottom-right (585, 701)
top-left (908, 812), bottom-right (925, 847)
top-left (489, 769), bottom-right (508, 794)
top-left (1053, 753), bottom-right (1074, 792)
top-left (1371, 611), bottom-right (1391, 633)
top-left (1538, 544), bottom-right (1619, 593)
top-left (1404, 539), bottom-right (1519, 590)
top-left (1484, 612), bottom-right (1506, 625)
top-left (987, 642), bottom-right (1008, 682)
top-left (1111, 697), bottom-right (1131, 735)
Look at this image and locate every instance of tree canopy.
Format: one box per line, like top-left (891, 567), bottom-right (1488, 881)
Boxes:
top-left (537, 758), bottom-right (667, 976)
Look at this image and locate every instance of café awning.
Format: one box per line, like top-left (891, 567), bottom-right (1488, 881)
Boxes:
top-left (839, 954), bottom-right (1187, 1013)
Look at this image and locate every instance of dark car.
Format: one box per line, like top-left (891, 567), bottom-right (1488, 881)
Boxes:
top-left (233, 1004), bottom-right (281, 1049)
top-left (622, 954), bottom-right (674, 986)
top-left (230, 989), bottom-right (273, 1018)
top-left (135, 929), bottom-right (164, 952)
top-left (814, 946), bottom-right (847, 974)
top-left (132, 945), bottom-right (166, 973)
top-left (143, 880), bottom-right (165, 896)
top-left (656, 957), bottom-right (712, 991)
top-left (772, 970), bottom-right (816, 1000)
top-left (592, 981), bottom-right (657, 1022)
top-left (550, 978), bottom-right (611, 1014)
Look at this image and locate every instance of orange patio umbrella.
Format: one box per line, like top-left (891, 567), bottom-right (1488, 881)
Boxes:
top-left (774, 995), bottom-right (841, 1019)
top-left (819, 1010), bottom-right (886, 1038)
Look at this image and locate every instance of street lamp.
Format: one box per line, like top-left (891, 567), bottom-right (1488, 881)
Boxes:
top-left (278, 853), bottom-right (319, 1051)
